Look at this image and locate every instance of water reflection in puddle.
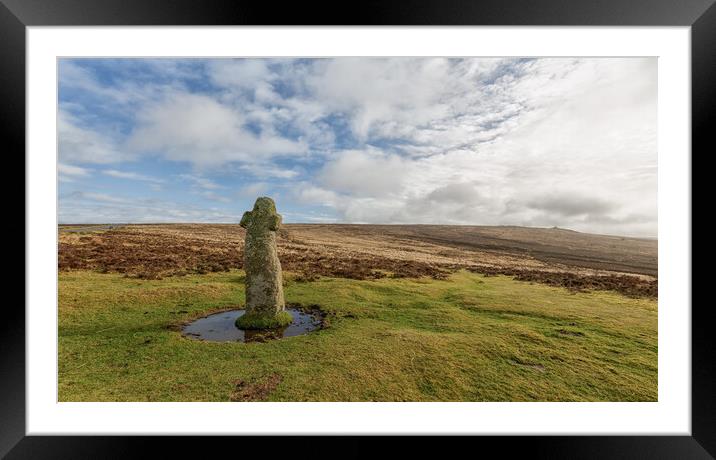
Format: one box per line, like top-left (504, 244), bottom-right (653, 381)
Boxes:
top-left (182, 308), bottom-right (322, 343)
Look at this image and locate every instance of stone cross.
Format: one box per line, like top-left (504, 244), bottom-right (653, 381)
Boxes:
top-left (236, 197), bottom-right (290, 329)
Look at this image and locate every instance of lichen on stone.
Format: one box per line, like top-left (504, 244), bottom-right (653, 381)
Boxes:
top-left (236, 197), bottom-right (287, 329)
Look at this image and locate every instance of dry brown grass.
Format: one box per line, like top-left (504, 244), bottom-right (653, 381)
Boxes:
top-left (58, 223), bottom-right (657, 297)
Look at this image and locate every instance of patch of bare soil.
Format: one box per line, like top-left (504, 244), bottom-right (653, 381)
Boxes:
top-left (509, 359), bottom-right (546, 372)
top-left (58, 223), bottom-right (657, 298)
top-left (230, 374), bottom-right (283, 401)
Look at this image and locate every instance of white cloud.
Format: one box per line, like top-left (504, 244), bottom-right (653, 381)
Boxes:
top-left (102, 169), bottom-right (164, 183)
top-left (178, 173), bottom-right (222, 190)
top-left (295, 183), bottom-right (340, 207)
top-left (59, 60), bottom-right (187, 111)
top-left (209, 60), bottom-right (270, 86)
top-left (426, 182), bottom-right (481, 205)
top-left (238, 182), bottom-right (269, 197)
top-left (126, 92), bottom-right (307, 167)
top-left (302, 58), bottom-right (520, 152)
top-left (58, 110), bottom-right (126, 164)
top-left (237, 163), bottom-right (301, 179)
top-left (67, 191), bottom-right (130, 204)
top-left (60, 191), bottom-right (239, 224)
top-left (199, 191), bottom-right (231, 203)
top-left (318, 149), bottom-right (408, 197)
top-left (58, 163), bottom-right (91, 182)
top-left (177, 174), bottom-right (232, 203)
top-left (306, 58), bottom-right (453, 140)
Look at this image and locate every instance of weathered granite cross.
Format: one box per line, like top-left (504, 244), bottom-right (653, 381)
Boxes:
top-left (235, 197), bottom-right (292, 329)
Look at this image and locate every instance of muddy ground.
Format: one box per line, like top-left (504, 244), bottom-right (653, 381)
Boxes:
top-left (58, 224), bottom-right (657, 298)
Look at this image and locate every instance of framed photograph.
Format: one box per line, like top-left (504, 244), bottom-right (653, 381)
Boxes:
top-left (9, 0), bottom-right (712, 456)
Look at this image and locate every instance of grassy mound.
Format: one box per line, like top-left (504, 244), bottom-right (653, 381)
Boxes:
top-left (235, 310), bottom-right (293, 329)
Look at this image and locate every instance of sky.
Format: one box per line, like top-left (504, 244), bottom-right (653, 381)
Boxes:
top-left (58, 57), bottom-right (657, 237)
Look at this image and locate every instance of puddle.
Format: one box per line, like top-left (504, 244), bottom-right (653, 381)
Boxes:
top-left (182, 308), bottom-right (322, 343)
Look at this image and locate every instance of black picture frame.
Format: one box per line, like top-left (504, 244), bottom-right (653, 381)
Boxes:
top-left (5, 0), bottom-right (712, 457)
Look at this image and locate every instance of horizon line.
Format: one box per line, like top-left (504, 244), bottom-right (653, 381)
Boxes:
top-left (57, 222), bottom-right (658, 240)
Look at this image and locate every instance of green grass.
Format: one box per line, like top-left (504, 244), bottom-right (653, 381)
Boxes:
top-left (235, 310), bottom-right (293, 329)
top-left (58, 270), bottom-right (657, 401)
